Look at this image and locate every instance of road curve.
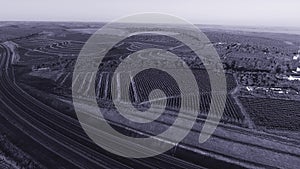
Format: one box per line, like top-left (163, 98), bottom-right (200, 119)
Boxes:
top-left (0, 43), bottom-right (204, 169)
top-left (2, 41), bottom-right (300, 168)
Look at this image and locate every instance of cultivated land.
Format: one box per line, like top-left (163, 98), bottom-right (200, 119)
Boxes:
top-left (0, 21), bottom-right (300, 168)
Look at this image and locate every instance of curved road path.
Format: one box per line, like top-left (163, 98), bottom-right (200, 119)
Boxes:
top-left (0, 43), bottom-right (203, 169)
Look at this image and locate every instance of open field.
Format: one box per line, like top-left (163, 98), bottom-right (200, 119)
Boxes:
top-left (1, 21), bottom-right (300, 168)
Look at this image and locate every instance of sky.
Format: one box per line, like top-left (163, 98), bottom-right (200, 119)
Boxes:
top-left (0, 0), bottom-right (299, 27)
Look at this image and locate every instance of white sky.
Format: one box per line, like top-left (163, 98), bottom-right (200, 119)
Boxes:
top-left (0, 0), bottom-right (299, 27)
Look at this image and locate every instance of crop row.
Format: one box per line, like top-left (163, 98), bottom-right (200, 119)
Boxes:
top-left (239, 97), bottom-right (300, 130)
top-left (71, 71), bottom-right (244, 125)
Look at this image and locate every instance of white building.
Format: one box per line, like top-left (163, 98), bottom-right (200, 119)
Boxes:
top-left (293, 49), bottom-right (300, 60)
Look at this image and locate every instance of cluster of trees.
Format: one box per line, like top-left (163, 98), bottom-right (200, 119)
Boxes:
top-left (33, 58), bottom-right (74, 71)
top-left (238, 72), bottom-right (277, 87)
top-left (224, 56), bottom-right (296, 74)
